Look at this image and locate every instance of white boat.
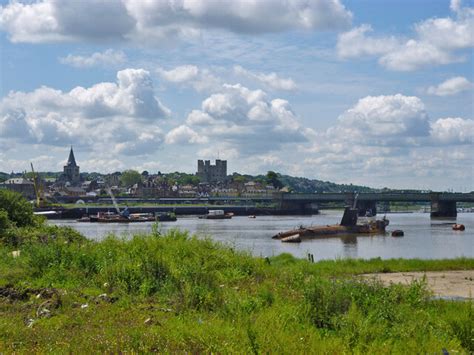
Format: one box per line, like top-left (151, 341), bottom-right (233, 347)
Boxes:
top-left (199, 210), bottom-right (233, 219)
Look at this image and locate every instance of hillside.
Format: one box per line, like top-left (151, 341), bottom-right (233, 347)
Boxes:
top-left (278, 174), bottom-right (374, 193)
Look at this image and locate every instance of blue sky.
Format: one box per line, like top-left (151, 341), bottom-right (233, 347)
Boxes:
top-left (0, 0), bottom-right (472, 191)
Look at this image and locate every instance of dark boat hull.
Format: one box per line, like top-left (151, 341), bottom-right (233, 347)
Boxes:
top-left (273, 207), bottom-right (388, 241)
top-left (155, 213), bottom-right (177, 222)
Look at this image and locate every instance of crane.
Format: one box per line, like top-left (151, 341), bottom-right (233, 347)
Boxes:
top-left (30, 163), bottom-right (45, 208)
top-left (105, 185), bottom-right (129, 218)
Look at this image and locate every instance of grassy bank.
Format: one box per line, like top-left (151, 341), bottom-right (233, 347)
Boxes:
top-left (0, 225), bottom-right (473, 353)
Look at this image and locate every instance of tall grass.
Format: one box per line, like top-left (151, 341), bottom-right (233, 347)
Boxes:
top-left (0, 227), bottom-right (473, 353)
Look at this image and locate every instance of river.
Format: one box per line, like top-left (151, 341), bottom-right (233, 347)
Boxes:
top-left (50, 211), bottom-right (474, 261)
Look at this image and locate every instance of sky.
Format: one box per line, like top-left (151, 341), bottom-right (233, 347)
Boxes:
top-left (0, 0), bottom-right (473, 191)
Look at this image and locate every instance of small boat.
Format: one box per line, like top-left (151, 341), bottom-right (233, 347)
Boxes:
top-left (95, 211), bottom-right (155, 223)
top-left (452, 224), bottom-right (465, 231)
top-left (33, 210), bottom-right (63, 220)
top-left (391, 230), bottom-right (404, 237)
top-left (128, 213), bottom-right (156, 222)
top-left (199, 210), bottom-right (233, 219)
top-left (77, 212), bottom-right (108, 222)
top-left (155, 212), bottom-right (177, 222)
top-left (248, 215), bottom-right (256, 219)
top-left (77, 215), bottom-right (91, 222)
top-left (281, 233), bottom-right (301, 243)
top-left (96, 212), bottom-right (130, 223)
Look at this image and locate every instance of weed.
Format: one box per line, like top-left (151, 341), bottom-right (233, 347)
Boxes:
top-left (0, 225), bottom-right (472, 353)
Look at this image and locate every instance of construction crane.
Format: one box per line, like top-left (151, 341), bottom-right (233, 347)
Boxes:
top-left (30, 163), bottom-right (45, 208)
top-left (105, 185), bottom-right (121, 215)
top-left (105, 185), bottom-right (130, 218)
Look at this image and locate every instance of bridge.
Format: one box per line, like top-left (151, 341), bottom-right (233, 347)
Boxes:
top-left (88, 192), bottom-right (474, 218)
top-left (276, 192), bottom-right (474, 218)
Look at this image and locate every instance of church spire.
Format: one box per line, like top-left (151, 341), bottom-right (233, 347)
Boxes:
top-left (67, 146), bottom-right (77, 167)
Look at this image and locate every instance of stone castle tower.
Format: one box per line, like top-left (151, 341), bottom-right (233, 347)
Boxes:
top-left (196, 159), bottom-right (227, 183)
top-left (63, 146), bottom-right (80, 184)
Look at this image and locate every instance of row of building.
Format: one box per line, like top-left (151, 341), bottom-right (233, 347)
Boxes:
top-left (1, 148), bottom-right (277, 200)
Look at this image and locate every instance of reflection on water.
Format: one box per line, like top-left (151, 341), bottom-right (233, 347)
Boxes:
top-left (50, 211), bottom-right (474, 261)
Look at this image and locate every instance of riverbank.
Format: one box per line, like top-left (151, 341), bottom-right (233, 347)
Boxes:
top-left (38, 205), bottom-right (318, 219)
top-left (1, 228), bottom-right (473, 352)
top-left (362, 270), bottom-right (474, 299)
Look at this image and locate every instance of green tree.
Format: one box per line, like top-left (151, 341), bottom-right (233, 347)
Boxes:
top-left (120, 170), bottom-right (142, 187)
top-left (0, 172), bottom-right (9, 183)
top-left (233, 175), bottom-right (247, 184)
top-left (178, 174), bottom-right (201, 186)
top-left (0, 210), bottom-right (12, 233)
top-left (266, 171), bottom-right (283, 189)
top-left (0, 189), bottom-right (35, 227)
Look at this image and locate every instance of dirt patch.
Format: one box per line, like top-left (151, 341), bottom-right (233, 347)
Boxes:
top-left (362, 270), bottom-right (474, 299)
top-left (0, 286), bottom-right (61, 302)
top-left (0, 285), bottom-right (30, 301)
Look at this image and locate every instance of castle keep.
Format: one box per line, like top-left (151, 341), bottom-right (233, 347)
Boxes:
top-left (197, 159), bottom-right (227, 183)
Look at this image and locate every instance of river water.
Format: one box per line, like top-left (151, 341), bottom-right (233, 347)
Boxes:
top-left (51, 211), bottom-right (474, 261)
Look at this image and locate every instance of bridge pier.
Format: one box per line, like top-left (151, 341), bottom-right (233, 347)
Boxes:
top-left (356, 200), bottom-right (377, 216)
top-left (279, 201), bottom-right (317, 215)
top-left (431, 194), bottom-right (457, 218)
top-left (378, 201), bottom-right (390, 213)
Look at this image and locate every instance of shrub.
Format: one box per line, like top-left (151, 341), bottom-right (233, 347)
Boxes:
top-left (304, 277), bottom-right (430, 330)
top-left (450, 302), bottom-right (474, 351)
top-left (0, 210), bottom-right (12, 234)
top-left (0, 189), bottom-right (36, 227)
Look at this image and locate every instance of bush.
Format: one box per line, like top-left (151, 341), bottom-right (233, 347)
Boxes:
top-left (7, 224), bottom-right (87, 247)
top-left (304, 277), bottom-right (429, 330)
top-left (0, 210), bottom-right (12, 233)
top-left (450, 302), bottom-right (474, 351)
top-left (0, 210), bottom-right (15, 244)
top-left (0, 189), bottom-right (36, 227)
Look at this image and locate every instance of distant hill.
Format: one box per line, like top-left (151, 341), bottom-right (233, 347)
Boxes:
top-left (236, 172), bottom-right (375, 193)
top-left (276, 174), bottom-right (374, 193)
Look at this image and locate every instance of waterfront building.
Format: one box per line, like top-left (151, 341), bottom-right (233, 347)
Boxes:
top-left (105, 172), bottom-right (121, 187)
top-left (196, 159), bottom-right (227, 183)
top-left (0, 177), bottom-right (35, 198)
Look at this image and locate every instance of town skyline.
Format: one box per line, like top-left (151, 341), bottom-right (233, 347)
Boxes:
top-left (1, 146), bottom-right (470, 194)
top-left (0, 0), bottom-right (473, 191)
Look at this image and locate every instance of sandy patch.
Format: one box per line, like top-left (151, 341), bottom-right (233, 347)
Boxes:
top-left (362, 270), bottom-right (474, 299)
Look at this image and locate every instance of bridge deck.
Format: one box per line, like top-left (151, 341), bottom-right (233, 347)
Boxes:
top-left (279, 192), bottom-right (474, 203)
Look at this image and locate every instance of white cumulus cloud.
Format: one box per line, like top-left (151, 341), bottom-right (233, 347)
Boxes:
top-left (166, 84), bottom-right (310, 155)
top-left (336, 24), bottom-right (399, 59)
top-left (336, 0), bottom-right (474, 71)
top-left (59, 49), bottom-right (126, 68)
top-left (234, 65), bottom-right (297, 91)
top-left (0, 69), bottom-right (169, 154)
top-left (378, 40), bottom-right (458, 71)
top-left (0, 0), bottom-right (352, 44)
top-left (299, 92), bottom-right (473, 189)
top-left (335, 94), bottom-right (430, 141)
top-left (157, 65), bottom-right (221, 92)
top-left (157, 65), bottom-right (199, 83)
top-left (165, 125), bottom-right (208, 145)
top-left (430, 117), bottom-right (474, 144)
top-left (426, 76), bottom-right (472, 96)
